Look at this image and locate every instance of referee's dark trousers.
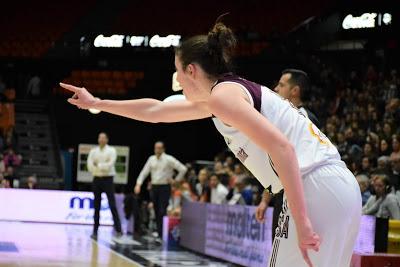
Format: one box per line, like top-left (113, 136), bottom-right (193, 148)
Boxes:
top-left (93, 176), bottom-right (122, 234)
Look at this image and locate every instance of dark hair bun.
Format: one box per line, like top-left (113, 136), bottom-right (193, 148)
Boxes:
top-left (207, 22), bottom-right (237, 61)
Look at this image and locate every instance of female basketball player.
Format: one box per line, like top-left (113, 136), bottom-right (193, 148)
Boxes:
top-left (61, 22), bottom-right (361, 267)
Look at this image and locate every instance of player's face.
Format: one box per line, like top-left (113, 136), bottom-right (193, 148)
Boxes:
top-left (174, 55), bottom-right (200, 101)
top-left (274, 73), bottom-right (294, 100)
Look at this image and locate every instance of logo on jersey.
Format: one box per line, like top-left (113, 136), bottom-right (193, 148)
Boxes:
top-left (309, 123), bottom-right (330, 145)
top-left (225, 137), bottom-right (232, 145)
top-left (236, 148), bottom-right (248, 162)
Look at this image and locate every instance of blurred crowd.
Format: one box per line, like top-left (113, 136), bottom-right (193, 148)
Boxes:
top-left (308, 62), bottom-right (400, 219)
top-left (0, 128), bottom-right (27, 189)
top-left (0, 75), bottom-right (33, 189)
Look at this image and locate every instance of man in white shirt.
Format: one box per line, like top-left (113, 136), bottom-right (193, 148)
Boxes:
top-left (209, 173), bottom-right (228, 205)
top-left (87, 132), bottom-right (122, 239)
top-left (134, 141), bottom-right (187, 238)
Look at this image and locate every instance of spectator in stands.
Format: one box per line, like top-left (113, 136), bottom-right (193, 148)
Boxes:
top-left (168, 180), bottom-right (196, 217)
top-left (233, 163), bottom-right (247, 184)
top-left (223, 155), bottom-right (235, 170)
top-left (3, 148), bottom-right (22, 168)
top-left (195, 168), bottom-right (209, 198)
top-left (379, 139), bottom-right (392, 156)
top-left (4, 166), bottom-right (17, 188)
top-left (385, 99), bottom-right (400, 126)
top-left (362, 175), bottom-right (400, 219)
top-left (240, 177), bottom-right (254, 205)
top-left (27, 175), bottom-right (38, 189)
top-left (213, 161), bottom-right (225, 175)
top-left (0, 154), bottom-right (5, 174)
top-left (336, 132), bottom-right (349, 155)
top-left (26, 74), bottom-right (41, 99)
top-left (184, 163), bottom-right (197, 194)
top-left (382, 71), bottom-right (398, 101)
top-left (168, 182), bottom-right (183, 217)
top-left (390, 156), bottom-right (400, 192)
top-left (345, 127), bottom-right (358, 147)
top-left (390, 136), bottom-right (400, 161)
top-left (209, 173), bottom-right (228, 205)
top-left (356, 174), bottom-right (371, 206)
top-left (0, 175), bottom-right (10, 188)
top-left (181, 180), bottom-right (196, 201)
top-left (363, 143), bottom-right (377, 162)
top-left (376, 156), bottom-right (391, 176)
top-left (382, 123), bottom-right (393, 141)
top-left (226, 180), bottom-right (247, 205)
top-left (360, 157), bottom-right (373, 176)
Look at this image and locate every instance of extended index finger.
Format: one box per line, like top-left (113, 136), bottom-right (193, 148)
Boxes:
top-left (59, 82), bottom-right (80, 93)
top-left (300, 248), bottom-right (313, 267)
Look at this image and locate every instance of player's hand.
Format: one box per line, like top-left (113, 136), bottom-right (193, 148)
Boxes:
top-left (255, 201), bottom-right (268, 223)
top-left (296, 217), bottom-right (320, 267)
top-left (134, 185), bottom-right (141, 195)
top-left (60, 82), bottom-right (98, 110)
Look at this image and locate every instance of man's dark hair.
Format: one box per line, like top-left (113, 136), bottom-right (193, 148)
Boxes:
top-left (282, 69), bottom-right (310, 98)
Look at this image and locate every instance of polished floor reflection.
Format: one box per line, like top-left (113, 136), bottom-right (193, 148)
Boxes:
top-left (0, 221), bottom-right (139, 267)
top-left (0, 221), bottom-right (234, 267)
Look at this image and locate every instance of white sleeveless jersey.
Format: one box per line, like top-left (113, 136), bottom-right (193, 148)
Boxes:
top-left (212, 74), bottom-right (342, 193)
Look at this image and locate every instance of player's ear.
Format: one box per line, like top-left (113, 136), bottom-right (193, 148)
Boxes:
top-left (186, 64), bottom-right (197, 79)
top-left (291, 85), bottom-right (300, 97)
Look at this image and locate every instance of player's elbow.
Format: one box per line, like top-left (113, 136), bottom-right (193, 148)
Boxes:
top-left (276, 141), bottom-right (296, 158)
top-left (283, 142), bottom-right (296, 156)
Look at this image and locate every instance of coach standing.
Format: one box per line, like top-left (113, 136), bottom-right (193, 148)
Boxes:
top-left (134, 141), bottom-right (187, 240)
top-left (87, 132), bottom-right (122, 239)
